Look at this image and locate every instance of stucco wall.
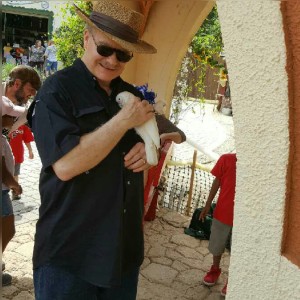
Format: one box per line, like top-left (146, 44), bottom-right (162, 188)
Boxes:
top-left (217, 0), bottom-right (300, 299)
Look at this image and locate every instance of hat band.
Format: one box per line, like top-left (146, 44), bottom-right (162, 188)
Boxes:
top-left (90, 12), bottom-right (139, 44)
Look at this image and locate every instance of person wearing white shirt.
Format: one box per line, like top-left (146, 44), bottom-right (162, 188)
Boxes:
top-left (44, 40), bottom-right (58, 76)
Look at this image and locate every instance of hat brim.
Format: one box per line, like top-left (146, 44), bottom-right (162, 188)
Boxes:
top-left (74, 4), bottom-right (157, 54)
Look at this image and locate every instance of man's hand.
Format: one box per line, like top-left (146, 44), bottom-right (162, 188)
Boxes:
top-left (199, 206), bottom-right (210, 222)
top-left (11, 183), bottom-right (22, 196)
top-left (124, 142), bottom-right (152, 172)
top-left (117, 96), bottom-right (155, 130)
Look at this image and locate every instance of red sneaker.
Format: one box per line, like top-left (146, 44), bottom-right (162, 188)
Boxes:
top-left (203, 265), bottom-right (221, 286)
top-left (221, 281), bottom-right (227, 296)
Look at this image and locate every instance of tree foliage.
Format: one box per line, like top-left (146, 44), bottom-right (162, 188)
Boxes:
top-left (191, 6), bottom-right (224, 70)
top-left (53, 1), bottom-right (92, 67)
top-left (171, 6), bottom-right (224, 123)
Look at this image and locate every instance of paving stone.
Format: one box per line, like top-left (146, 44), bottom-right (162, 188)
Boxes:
top-left (162, 242), bottom-right (177, 249)
top-left (12, 291), bottom-right (34, 300)
top-left (137, 277), bottom-right (189, 300)
top-left (171, 260), bottom-right (189, 272)
top-left (15, 242), bottom-right (34, 258)
top-left (140, 257), bottom-right (151, 270)
top-left (185, 285), bottom-right (211, 300)
top-left (148, 245), bottom-right (167, 257)
top-left (140, 263), bottom-right (178, 285)
top-left (165, 248), bottom-right (185, 260)
top-left (151, 257), bottom-right (173, 266)
top-left (151, 222), bottom-right (164, 232)
top-left (205, 291), bottom-right (223, 300)
top-left (1, 284), bottom-right (18, 297)
top-left (5, 241), bottom-right (21, 252)
top-left (196, 245), bottom-right (210, 256)
top-left (148, 233), bottom-right (170, 244)
top-left (176, 245), bottom-right (201, 259)
top-left (15, 276), bottom-right (34, 290)
top-left (162, 211), bottom-right (190, 228)
top-left (176, 268), bottom-right (203, 285)
top-left (170, 234), bottom-right (200, 248)
top-left (179, 257), bottom-right (204, 269)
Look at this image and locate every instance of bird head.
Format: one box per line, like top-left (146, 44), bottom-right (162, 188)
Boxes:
top-left (116, 91), bottom-right (134, 108)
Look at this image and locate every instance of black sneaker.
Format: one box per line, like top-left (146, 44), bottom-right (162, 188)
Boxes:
top-left (2, 273), bottom-right (12, 286)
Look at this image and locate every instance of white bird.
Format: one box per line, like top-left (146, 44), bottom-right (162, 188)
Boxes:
top-left (116, 91), bottom-right (160, 166)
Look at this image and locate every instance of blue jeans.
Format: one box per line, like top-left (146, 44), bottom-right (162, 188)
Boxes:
top-left (46, 60), bottom-right (58, 72)
top-left (2, 190), bottom-right (13, 216)
top-left (34, 263), bottom-right (140, 300)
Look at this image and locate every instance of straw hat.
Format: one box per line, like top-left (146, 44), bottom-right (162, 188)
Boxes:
top-left (74, 0), bottom-right (157, 54)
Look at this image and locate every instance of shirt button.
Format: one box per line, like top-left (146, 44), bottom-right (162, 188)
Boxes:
top-left (85, 171), bottom-right (89, 175)
top-left (124, 209), bottom-right (126, 214)
top-left (122, 152), bottom-right (126, 155)
top-left (127, 181), bottom-right (131, 185)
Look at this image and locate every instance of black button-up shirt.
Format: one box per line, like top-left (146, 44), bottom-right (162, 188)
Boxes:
top-left (31, 59), bottom-right (145, 287)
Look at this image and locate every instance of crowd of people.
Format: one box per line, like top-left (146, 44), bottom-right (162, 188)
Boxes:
top-left (2, 1), bottom-right (236, 299)
top-left (3, 39), bottom-right (58, 76)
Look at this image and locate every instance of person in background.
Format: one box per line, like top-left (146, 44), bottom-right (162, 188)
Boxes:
top-left (28, 1), bottom-right (158, 299)
top-left (1, 65), bottom-right (41, 287)
top-left (3, 42), bottom-right (13, 63)
top-left (29, 40), bottom-right (45, 73)
top-left (199, 153), bottom-right (237, 297)
top-left (44, 40), bottom-right (58, 76)
top-left (2, 101), bottom-right (24, 287)
top-left (2, 65), bottom-right (41, 133)
top-left (8, 125), bottom-right (34, 200)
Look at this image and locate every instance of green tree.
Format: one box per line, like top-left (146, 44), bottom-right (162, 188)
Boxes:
top-left (191, 6), bottom-right (224, 70)
top-left (172, 6), bottom-right (224, 123)
top-left (53, 1), bottom-right (92, 67)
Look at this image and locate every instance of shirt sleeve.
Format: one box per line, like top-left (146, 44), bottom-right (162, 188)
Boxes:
top-left (32, 91), bottom-right (81, 170)
top-left (211, 155), bottom-right (225, 179)
top-left (155, 114), bottom-right (186, 142)
top-left (22, 125), bottom-right (34, 143)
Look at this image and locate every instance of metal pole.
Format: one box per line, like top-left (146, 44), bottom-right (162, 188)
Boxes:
top-left (186, 150), bottom-right (197, 216)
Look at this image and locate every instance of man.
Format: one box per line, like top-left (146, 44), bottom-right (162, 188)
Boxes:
top-left (44, 40), bottom-right (58, 76)
top-left (2, 65), bottom-right (41, 287)
top-left (3, 65), bottom-right (41, 103)
top-left (2, 104), bottom-right (23, 287)
top-left (29, 1), bottom-right (157, 299)
top-left (3, 65), bottom-right (41, 132)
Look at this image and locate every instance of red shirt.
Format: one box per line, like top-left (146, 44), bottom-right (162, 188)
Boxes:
top-left (9, 125), bottom-right (34, 164)
top-left (211, 153), bottom-right (237, 226)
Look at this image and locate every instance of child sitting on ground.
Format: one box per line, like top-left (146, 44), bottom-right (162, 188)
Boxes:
top-left (199, 153), bottom-right (237, 297)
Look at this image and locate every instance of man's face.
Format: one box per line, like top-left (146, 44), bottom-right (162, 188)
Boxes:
top-left (82, 29), bottom-right (127, 88)
top-left (14, 82), bottom-right (37, 104)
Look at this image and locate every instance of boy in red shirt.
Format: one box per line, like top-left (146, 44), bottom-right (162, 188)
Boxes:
top-left (199, 153), bottom-right (237, 296)
top-left (8, 125), bottom-right (34, 200)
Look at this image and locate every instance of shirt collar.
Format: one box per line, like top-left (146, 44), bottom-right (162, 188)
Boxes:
top-left (73, 59), bottom-right (123, 91)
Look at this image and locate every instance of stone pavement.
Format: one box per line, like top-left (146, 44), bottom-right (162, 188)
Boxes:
top-left (2, 145), bottom-right (229, 300)
top-left (2, 105), bottom-right (233, 299)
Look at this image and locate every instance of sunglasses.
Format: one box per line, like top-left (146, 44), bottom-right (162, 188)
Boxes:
top-left (91, 33), bottom-right (133, 63)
